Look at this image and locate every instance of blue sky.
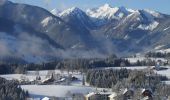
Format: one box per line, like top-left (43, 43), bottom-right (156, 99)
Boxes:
top-left (9, 0), bottom-right (170, 14)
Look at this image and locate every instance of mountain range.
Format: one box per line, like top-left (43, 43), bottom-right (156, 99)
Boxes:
top-left (0, 1), bottom-right (170, 63)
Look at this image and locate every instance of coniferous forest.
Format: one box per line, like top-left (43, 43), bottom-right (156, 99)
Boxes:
top-left (0, 77), bottom-right (29, 100)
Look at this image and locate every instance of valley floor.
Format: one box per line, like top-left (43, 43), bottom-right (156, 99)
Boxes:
top-left (1, 66), bottom-right (170, 99)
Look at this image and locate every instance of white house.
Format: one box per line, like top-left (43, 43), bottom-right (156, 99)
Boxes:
top-left (108, 92), bottom-right (117, 100)
top-left (41, 97), bottom-right (50, 100)
top-left (85, 92), bottom-right (95, 100)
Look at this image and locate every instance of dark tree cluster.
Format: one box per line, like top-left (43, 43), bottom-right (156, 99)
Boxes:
top-left (86, 69), bottom-right (168, 89)
top-left (0, 63), bottom-right (26, 74)
top-left (146, 52), bottom-right (170, 58)
top-left (0, 54), bottom-right (168, 75)
top-left (114, 70), bottom-right (168, 90)
top-left (0, 64), bottom-right (14, 74)
top-left (131, 60), bottom-right (157, 66)
top-left (56, 59), bottom-right (90, 70)
top-left (86, 68), bottom-right (130, 88)
top-left (26, 61), bottom-right (60, 70)
top-left (0, 61), bottom-right (60, 74)
top-left (89, 58), bottom-right (131, 68)
top-left (0, 77), bottom-right (29, 100)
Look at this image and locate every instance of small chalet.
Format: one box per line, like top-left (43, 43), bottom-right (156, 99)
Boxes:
top-left (123, 88), bottom-right (134, 100)
top-left (85, 92), bottom-right (110, 100)
top-left (41, 97), bottom-right (50, 100)
top-left (108, 92), bottom-right (117, 100)
top-left (41, 74), bottom-right (55, 84)
top-left (141, 89), bottom-right (153, 100)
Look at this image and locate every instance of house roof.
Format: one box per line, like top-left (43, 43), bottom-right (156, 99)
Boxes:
top-left (85, 92), bottom-right (95, 97)
top-left (85, 92), bottom-right (112, 97)
top-left (108, 92), bottom-right (117, 98)
top-left (123, 88), bottom-right (134, 94)
top-left (42, 97), bottom-right (50, 100)
top-left (141, 88), bottom-right (152, 94)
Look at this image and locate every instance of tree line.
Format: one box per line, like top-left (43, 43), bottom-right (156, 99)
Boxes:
top-left (146, 52), bottom-right (170, 58)
top-left (0, 77), bottom-right (29, 100)
top-left (86, 68), bottom-right (168, 89)
top-left (0, 54), bottom-right (168, 75)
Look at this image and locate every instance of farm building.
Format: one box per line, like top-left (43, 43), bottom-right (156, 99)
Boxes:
top-left (141, 89), bottom-right (153, 100)
top-left (85, 92), bottom-right (111, 100)
top-left (108, 92), bottom-right (117, 100)
top-left (123, 88), bottom-right (134, 100)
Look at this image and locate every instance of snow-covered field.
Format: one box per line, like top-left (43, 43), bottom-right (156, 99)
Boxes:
top-left (105, 66), bottom-right (148, 70)
top-left (0, 70), bottom-right (83, 82)
top-left (155, 66), bottom-right (170, 78)
top-left (21, 85), bottom-right (95, 98)
top-left (155, 66), bottom-right (170, 85)
top-left (0, 70), bottom-right (93, 98)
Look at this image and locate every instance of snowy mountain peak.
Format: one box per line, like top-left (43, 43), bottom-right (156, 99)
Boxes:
top-left (50, 8), bottom-right (60, 16)
top-left (133, 9), bottom-right (162, 23)
top-left (143, 9), bottom-right (162, 18)
top-left (99, 3), bottom-right (113, 10)
top-left (119, 6), bottom-right (135, 13)
top-left (67, 7), bottom-right (81, 12)
top-left (59, 7), bottom-right (84, 17)
top-left (86, 4), bottom-right (133, 20)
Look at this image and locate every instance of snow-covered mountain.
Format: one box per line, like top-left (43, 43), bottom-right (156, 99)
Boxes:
top-left (53, 4), bottom-right (170, 55)
top-left (59, 7), bottom-right (82, 17)
top-left (0, 1), bottom-right (107, 63)
top-left (58, 7), bottom-right (95, 31)
top-left (85, 4), bottom-right (135, 26)
top-left (1, 1), bottom-right (170, 63)
top-left (86, 4), bottom-right (134, 19)
top-left (50, 8), bottom-right (60, 16)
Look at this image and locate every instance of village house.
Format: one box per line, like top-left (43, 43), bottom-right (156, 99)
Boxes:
top-left (41, 97), bottom-right (51, 100)
top-left (108, 92), bottom-right (117, 100)
top-left (85, 92), bottom-right (111, 100)
top-left (141, 89), bottom-right (153, 100)
top-left (41, 74), bottom-right (55, 84)
top-left (123, 88), bottom-right (134, 100)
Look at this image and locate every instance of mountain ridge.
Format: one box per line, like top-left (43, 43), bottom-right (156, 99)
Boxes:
top-left (0, 1), bottom-right (170, 63)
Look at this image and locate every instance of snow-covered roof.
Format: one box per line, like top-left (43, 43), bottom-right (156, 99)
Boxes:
top-left (85, 91), bottom-right (111, 98)
top-left (41, 77), bottom-right (51, 83)
top-left (42, 97), bottom-right (50, 100)
top-left (123, 88), bottom-right (134, 94)
top-left (86, 4), bottom-right (134, 20)
top-left (85, 92), bottom-right (95, 97)
top-left (141, 88), bottom-right (152, 94)
top-left (123, 88), bottom-right (128, 94)
top-left (108, 92), bottom-right (117, 98)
